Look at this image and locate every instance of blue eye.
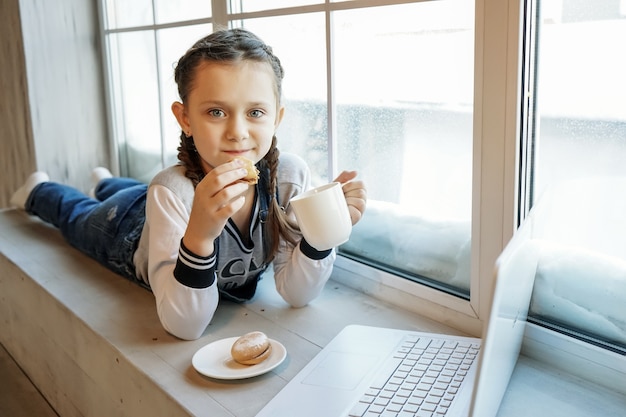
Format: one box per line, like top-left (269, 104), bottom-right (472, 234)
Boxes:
top-left (249, 109), bottom-right (264, 118)
top-left (208, 109), bottom-right (225, 117)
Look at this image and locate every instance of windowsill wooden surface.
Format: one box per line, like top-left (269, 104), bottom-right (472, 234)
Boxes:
top-left (0, 208), bottom-right (624, 416)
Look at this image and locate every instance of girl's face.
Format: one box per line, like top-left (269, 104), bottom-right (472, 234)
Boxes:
top-left (172, 60), bottom-right (284, 174)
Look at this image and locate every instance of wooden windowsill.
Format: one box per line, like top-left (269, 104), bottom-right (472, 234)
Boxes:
top-left (0, 208), bottom-right (623, 416)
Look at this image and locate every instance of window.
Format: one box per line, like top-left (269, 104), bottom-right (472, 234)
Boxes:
top-left (527, 0), bottom-right (626, 353)
top-left (100, 0), bottom-right (477, 300)
top-left (99, 0), bottom-right (526, 335)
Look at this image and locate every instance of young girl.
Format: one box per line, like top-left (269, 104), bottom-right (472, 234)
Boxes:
top-left (10, 28), bottom-right (367, 341)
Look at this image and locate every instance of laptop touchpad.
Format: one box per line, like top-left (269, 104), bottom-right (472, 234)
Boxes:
top-left (301, 351), bottom-right (379, 390)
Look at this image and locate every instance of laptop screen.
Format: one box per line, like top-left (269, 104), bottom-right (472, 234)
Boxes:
top-left (469, 213), bottom-right (540, 416)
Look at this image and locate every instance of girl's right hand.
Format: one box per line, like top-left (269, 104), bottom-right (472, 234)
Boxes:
top-left (182, 159), bottom-right (251, 256)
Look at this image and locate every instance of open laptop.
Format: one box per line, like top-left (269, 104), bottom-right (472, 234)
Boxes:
top-left (256, 214), bottom-right (539, 417)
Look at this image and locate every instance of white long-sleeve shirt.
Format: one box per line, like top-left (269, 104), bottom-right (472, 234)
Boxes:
top-left (133, 153), bottom-right (335, 340)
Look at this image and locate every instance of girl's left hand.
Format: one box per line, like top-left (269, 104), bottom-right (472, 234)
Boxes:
top-left (334, 171), bottom-right (367, 225)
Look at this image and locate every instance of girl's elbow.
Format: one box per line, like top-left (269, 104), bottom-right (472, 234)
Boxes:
top-left (288, 298), bottom-right (311, 309)
top-left (157, 305), bottom-right (216, 341)
top-left (279, 289), bottom-right (320, 308)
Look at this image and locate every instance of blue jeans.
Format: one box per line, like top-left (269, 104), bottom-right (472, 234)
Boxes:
top-left (26, 178), bottom-right (147, 281)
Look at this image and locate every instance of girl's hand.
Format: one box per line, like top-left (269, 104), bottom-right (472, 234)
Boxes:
top-left (333, 170), bottom-right (367, 225)
top-left (183, 159), bottom-right (251, 256)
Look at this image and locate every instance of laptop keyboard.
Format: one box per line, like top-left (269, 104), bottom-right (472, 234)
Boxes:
top-left (347, 335), bottom-right (480, 417)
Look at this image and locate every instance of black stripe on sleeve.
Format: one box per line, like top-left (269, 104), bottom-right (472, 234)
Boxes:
top-left (173, 239), bottom-right (217, 289)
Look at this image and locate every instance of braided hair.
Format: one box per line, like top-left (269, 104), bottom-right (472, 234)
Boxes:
top-left (173, 28), bottom-right (297, 263)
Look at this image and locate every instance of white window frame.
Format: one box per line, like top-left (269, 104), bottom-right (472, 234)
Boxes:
top-left (96, 0), bottom-right (525, 335)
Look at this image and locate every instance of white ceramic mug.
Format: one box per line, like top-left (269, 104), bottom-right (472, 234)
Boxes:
top-left (289, 182), bottom-right (352, 251)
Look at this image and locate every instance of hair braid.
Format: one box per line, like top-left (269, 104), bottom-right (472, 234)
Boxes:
top-left (176, 133), bottom-right (204, 186)
top-left (262, 135), bottom-right (299, 263)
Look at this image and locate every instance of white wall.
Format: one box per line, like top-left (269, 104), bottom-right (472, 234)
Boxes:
top-left (0, 0), bottom-right (109, 207)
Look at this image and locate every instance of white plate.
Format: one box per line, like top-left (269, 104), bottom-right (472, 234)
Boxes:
top-left (192, 336), bottom-right (287, 380)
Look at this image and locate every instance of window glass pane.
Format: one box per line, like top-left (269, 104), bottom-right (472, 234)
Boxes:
top-left (105, 0), bottom-right (153, 29)
top-left (239, 14), bottom-right (329, 183)
top-left (533, 4), bottom-right (626, 196)
top-left (101, 0), bottom-right (475, 299)
top-left (157, 25), bottom-right (213, 173)
top-left (230, 0), bottom-right (321, 13)
top-left (154, 0), bottom-right (211, 24)
top-left (530, 0), bottom-right (626, 350)
top-left (335, 1), bottom-right (475, 296)
top-left (108, 31), bottom-right (161, 182)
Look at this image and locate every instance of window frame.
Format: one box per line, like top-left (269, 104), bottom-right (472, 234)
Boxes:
top-left (97, 0), bottom-right (525, 335)
top-left (517, 0), bottom-right (626, 391)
